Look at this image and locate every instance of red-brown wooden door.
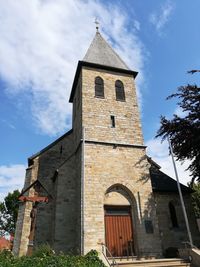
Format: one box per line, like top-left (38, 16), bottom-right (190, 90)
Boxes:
top-left (105, 206), bottom-right (134, 257)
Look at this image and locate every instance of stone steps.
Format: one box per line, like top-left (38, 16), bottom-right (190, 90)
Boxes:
top-left (113, 258), bottom-right (190, 267)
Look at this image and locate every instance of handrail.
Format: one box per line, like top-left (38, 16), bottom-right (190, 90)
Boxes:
top-left (182, 241), bottom-right (198, 250)
top-left (181, 241), bottom-right (199, 263)
top-left (98, 243), bottom-right (118, 267)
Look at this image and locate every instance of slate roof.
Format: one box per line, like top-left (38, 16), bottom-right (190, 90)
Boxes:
top-left (83, 32), bottom-right (130, 70)
top-left (150, 165), bottom-right (192, 193)
top-left (28, 129), bottom-right (73, 165)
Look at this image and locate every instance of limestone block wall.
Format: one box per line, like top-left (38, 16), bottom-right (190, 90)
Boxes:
top-left (13, 127), bottom-right (83, 255)
top-left (13, 158), bottom-right (39, 256)
top-left (33, 130), bottom-right (82, 253)
top-left (72, 74), bottom-right (82, 145)
top-left (53, 148), bottom-right (81, 253)
top-left (83, 143), bottom-right (162, 257)
top-left (82, 67), bottom-right (143, 145)
top-left (34, 131), bottom-right (74, 248)
top-left (154, 192), bottom-right (200, 253)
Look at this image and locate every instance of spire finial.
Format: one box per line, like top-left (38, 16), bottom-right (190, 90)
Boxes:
top-left (94, 18), bottom-right (99, 33)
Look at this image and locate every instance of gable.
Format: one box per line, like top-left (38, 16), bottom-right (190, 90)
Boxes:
top-left (28, 129), bottom-right (73, 165)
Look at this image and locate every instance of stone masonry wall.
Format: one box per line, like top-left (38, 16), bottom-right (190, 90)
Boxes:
top-left (81, 66), bottom-right (162, 257)
top-left (34, 130), bottom-right (82, 254)
top-left (72, 73), bottom-right (82, 145)
top-left (82, 67), bottom-right (143, 145)
top-left (154, 192), bottom-right (200, 253)
top-left (13, 158), bottom-right (39, 256)
top-left (83, 143), bottom-right (162, 257)
top-left (13, 127), bottom-right (82, 255)
top-left (53, 148), bottom-right (82, 253)
top-left (34, 132), bottom-right (74, 248)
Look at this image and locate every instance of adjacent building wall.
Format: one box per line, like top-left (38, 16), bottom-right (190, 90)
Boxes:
top-left (13, 158), bottom-right (39, 256)
top-left (155, 192), bottom-right (200, 254)
top-left (33, 130), bottom-right (82, 254)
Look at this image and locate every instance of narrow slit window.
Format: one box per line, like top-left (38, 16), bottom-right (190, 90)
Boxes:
top-left (95, 76), bottom-right (104, 98)
top-left (169, 202), bottom-right (179, 228)
top-left (115, 80), bottom-right (125, 101)
top-left (111, 115), bottom-right (115, 128)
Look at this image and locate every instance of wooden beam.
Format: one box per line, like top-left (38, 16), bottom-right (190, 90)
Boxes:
top-left (19, 196), bottom-right (49, 203)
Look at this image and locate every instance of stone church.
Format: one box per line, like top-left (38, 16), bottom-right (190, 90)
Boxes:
top-left (13, 30), bottom-right (199, 259)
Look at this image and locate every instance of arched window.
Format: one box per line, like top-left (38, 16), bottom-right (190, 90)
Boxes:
top-left (115, 80), bottom-right (125, 101)
top-left (95, 76), bottom-right (104, 98)
top-left (169, 202), bottom-right (179, 228)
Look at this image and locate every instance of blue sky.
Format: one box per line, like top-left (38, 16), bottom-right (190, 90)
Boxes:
top-left (0, 0), bottom-right (200, 200)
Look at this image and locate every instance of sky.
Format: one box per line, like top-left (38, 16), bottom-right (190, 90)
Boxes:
top-left (0, 0), bottom-right (200, 200)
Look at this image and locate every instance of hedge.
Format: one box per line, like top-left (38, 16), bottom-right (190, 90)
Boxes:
top-left (0, 247), bottom-right (106, 267)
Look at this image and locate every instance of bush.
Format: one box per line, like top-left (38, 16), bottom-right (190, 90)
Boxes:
top-left (164, 247), bottom-right (179, 258)
top-left (0, 248), bottom-right (106, 267)
top-left (32, 244), bottom-right (55, 257)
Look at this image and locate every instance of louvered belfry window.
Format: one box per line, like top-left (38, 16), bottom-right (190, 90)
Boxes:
top-left (95, 76), bottom-right (104, 98)
top-left (115, 80), bottom-right (125, 101)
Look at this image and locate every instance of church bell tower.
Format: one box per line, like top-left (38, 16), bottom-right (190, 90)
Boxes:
top-left (69, 30), bottom-right (162, 257)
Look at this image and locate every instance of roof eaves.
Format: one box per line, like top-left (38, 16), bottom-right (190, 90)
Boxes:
top-left (28, 129), bottom-right (73, 163)
top-left (152, 188), bottom-right (193, 194)
top-left (19, 179), bottom-right (53, 199)
top-left (147, 156), bottom-right (161, 169)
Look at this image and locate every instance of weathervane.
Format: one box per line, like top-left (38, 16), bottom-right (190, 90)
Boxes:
top-left (94, 18), bottom-right (99, 32)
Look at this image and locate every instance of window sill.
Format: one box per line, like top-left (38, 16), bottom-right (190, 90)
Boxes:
top-left (169, 227), bottom-right (181, 232)
top-left (95, 96), bottom-right (105, 99)
top-left (116, 99), bottom-right (126, 102)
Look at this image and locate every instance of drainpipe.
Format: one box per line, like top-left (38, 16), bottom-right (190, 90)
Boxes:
top-left (81, 127), bottom-right (85, 255)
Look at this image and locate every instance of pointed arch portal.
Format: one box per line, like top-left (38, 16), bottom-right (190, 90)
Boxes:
top-left (104, 184), bottom-right (136, 257)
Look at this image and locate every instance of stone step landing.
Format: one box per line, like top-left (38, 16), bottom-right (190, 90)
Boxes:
top-left (114, 258), bottom-right (190, 267)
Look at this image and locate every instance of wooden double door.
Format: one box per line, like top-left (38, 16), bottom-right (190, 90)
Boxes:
top-left (105, 206), bottom-right (135, 257)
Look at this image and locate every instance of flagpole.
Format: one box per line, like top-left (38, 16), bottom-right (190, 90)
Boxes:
top-left (168, 136), bottom-right (193, 247)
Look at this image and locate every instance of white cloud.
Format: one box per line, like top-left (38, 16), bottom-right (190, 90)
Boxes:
top-left (0, 164), bottom-right (26, 201)
top-left (146, 138), bottom-right (191, 186)
top-left (149, 1), bottom-right (174, 34)
top-left (174, 106), bottom-right (188, 118)
top-left (0, 0), bottom-right (145, 136)
top-left (1, 119), bottom-right (16, 130)
top-left (133, 20), bottom-right (140, 31)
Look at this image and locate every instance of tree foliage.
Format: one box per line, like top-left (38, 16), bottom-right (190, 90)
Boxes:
top-left (0, 248), bottom-right (106, 267)
top-left (0, 190), bottom-right (20, 236)
top-left (190, 182), bottom-right (200, 218)
top-left (156, 82), bottom-right (200, 183)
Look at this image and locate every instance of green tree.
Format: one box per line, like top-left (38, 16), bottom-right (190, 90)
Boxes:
top-left (156, 79), bottom-right (200, 183)
top-left (0, 190), bottom-right (20, 236)
top-left (190, 183), bottom-right (200, 218)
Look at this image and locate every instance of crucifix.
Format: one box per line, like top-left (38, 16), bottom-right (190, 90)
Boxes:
top-left (94, 18), bottom-right (99, 32)
top-left (19, 180), bottom-right (52, 255)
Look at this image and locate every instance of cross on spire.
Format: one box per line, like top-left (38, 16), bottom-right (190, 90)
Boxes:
top-left (94, 18), bottom-right (99, 32)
